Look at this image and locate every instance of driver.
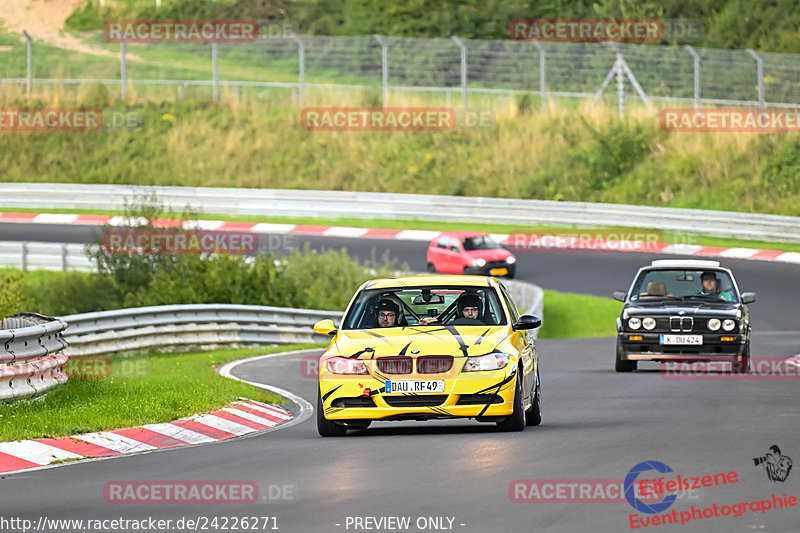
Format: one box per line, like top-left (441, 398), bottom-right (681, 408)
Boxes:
top-left (375, 299), bottom-right (400, 328)
top-left (699, 271), bottom-right (732, 301)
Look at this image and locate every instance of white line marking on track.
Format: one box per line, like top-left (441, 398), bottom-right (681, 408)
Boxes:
top-left (188, 414), bottom-right (253, 436)
top-left (76, 432), bottom-right (158, 454)
top-left (32, 214), bottom-right (78, 224)
top-left (323, 226), bottom-right (369, 237)
top-left (221, 407), bottom-right (278, 426)
top-left (718, 248), bottom-right (759, 258)
top-left (394, 229), bottom-right (441, 241)
top-left (140, 422), bottom-right (217, 444)
top-left (250, 223), bottom-right (296, 234)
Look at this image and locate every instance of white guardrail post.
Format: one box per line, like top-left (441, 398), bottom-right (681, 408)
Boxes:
top-left (0, 314), bottom-right (69, 402)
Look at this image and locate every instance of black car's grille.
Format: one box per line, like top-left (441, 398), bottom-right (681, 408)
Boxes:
top-left (331, 396), bottom-right (377, 408)
top-left (485, 260), bottom-right (508, 269)
top-left (417, 355), bottom-right (453, 374)
top-left (377, 356), bottom-right (413, 374)
top-left (670, 316), bottom-right (694, 332)
top-left (457, 394), bottom-right (503, 405)
top-left (383, 395), bottom-right (448, 407)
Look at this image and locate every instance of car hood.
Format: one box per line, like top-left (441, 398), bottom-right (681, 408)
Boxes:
top-left (328, 326), bottom-right (510, 359)
top-left (464, 248), bottom-right (511, 261)
top-left (625, 303), bottom-right (741, 318)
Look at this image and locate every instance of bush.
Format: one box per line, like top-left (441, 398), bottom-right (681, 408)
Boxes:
top-left (0, 270), bottom-right (24, 319)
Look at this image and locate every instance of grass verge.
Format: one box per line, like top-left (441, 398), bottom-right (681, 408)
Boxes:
top-left (539, 290), bottom-right (622, 339)
top-left (0, 343), bottom-right (325, 442)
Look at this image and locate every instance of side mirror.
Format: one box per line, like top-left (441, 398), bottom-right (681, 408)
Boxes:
top-left (741, 292), bottom-right (756, 304)
top-left (513, 314), bottom-right (542, 331)
top-left (313, 319), bottom-right (338, 336)
top-left (613, 291), bottom-right (627, 302)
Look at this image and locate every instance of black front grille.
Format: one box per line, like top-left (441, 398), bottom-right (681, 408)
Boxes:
top-left (332, 396), bottom-right (377, 408)
top-left (383, 395), bottom-right (448, 407)
top-left (485, 260), bottom-right (508, 269)
top-left (377, 356), bottom-right (413, 374)
top-left (670, 316), bottom-right (694, 332)
top-left (417, 355), bottom-right (453, 374)
top-left (457, 394), bottom-right (503, 405)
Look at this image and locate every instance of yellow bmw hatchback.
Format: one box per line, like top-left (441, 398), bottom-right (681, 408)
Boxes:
top-left (313, 275), bottom-right (542, 436)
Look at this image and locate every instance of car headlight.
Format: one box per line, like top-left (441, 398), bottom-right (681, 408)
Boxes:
top-left (628, 318), bottom-right (641, 330)
top-left (472, 258), bottom-right (486, 267)
top-left (326, 357), bottom-right (368, 375)
top-left (506, 256), bottom-right (517, 264)
top-left (722, 319), bottom-right (736, 331)
top-left (463, 352), bottom-right (509, 372)
top-left (707, 318), bottom-right (721, 331)
top-left (642, 317), bottom-right (656, 330)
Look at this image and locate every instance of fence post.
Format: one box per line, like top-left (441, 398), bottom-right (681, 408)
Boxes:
top-left (685, 45), bottom-right (701, 108)
top-left (120, 40), bottom-right (127, 100)
top-left (291, 33), bottom-right (305, 107)
top-left (61, 244), bottom-right (68, 271)
top-left (451, 36), bottom-right (467, 109)
top-left (23, 30), bottom-right (32, 97)
top-left (374, 35), bottom-right (388, 106)
top-left (747, 49), bottom-right (765, 109)
top-left (212, 42), bottom-right (219, 102)
top-left (532, 40), bottom-right (546, 112)
top-left (21, 242), bottom-right (28, 272)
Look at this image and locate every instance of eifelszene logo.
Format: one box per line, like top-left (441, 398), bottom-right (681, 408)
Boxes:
top-left (753, 445), bottom-right (793, 482)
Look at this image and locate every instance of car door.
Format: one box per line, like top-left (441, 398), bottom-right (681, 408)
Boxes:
top-left (499, 284), bottom-right (535, 400)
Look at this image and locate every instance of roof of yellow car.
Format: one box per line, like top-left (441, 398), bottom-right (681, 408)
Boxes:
top-left (362, 275), bottom-right (496, 290)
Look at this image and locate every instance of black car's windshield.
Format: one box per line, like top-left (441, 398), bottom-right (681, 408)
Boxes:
top-left (342, 286), bottom-right (507, 329)
top-left (462, 236), bottom-right (503, 251)
top-left (630, 269), bottom-right (739, 303)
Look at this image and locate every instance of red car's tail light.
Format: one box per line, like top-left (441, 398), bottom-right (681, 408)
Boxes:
top-left (418, 355), bottom-right (453, 374)
top-left (377, 356), bottom-right (413, 374)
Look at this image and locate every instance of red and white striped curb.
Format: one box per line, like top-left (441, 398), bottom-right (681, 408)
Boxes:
top-left (0, 399), bottom-right (291, 474)
top-left (2, 211), bottom-right (799, 264)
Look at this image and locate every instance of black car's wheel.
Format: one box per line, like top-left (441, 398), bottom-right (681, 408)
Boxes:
top-left (427, 262), bottom-right (436, 273)
top-left (497, 369), bottom-right (526, 432)
top-left (615, 339), bottom-right (637, 372)
top-left (525, 371), bottom-right (542, 426)
top-left (317, 387), bottom-right (347, 437)
top-left (732, 341), bottom-right (751, 374)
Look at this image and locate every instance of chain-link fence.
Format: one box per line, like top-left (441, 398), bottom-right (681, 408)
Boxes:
top-left (1, 29), bottom-right (798, 115)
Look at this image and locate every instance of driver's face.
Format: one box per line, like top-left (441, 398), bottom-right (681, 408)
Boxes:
top-left (462, 306), bottom-right (479, 319)
top-left (378, 311), bottom-right (397, 327)
top-left (702, 276), bottom-right (716, 292)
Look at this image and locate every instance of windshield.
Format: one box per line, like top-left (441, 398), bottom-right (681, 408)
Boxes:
top-left (462, 236), bottom-right (503, 251)
top-left (342, 286), bottom-right (507, 329)
top-left (630, 269), bottom-right (738, 303)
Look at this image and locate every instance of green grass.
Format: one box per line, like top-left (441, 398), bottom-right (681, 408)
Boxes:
top-left (539, 290), bottom-right (622, 339)
top-left (0, 344), bottom-right (323, 442)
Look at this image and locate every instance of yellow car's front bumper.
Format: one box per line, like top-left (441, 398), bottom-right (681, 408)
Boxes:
top-left (320, 364), bottom-right (518, 422)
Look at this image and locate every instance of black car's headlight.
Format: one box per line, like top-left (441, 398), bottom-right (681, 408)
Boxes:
top-left (722, 319), bottom-right (736, 331)
top-left (642, 317), bottom-right (656, 330)
top-left (707, 318), bottom-right (721, 331)
top-left (628, 318), bottom-right (641, 330)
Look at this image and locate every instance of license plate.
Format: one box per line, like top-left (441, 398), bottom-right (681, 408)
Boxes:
top-left (660, 335), bottom-right (703, 345)
top-left (385, 380), bottom-right (445, 394)
top-left (490, 267), bottom-right (508, 276)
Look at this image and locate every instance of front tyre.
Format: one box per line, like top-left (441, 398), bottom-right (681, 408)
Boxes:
top-left (497, 370), bottom-right (525, 432)
top-left (732, 341), bottom-right (751, 374)
top-left (317, 386), bottom-right (348, 437)
top-left (525, 372), bottom-right (542, 426)
top-left (615, 339), bottom-right (637, 372)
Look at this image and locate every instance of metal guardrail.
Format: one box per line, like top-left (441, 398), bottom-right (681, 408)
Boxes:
top-left (2, 183), bottom-right (798, 243)
top-left (0, 314), bottom-right (69, 401)
top-left (60, 304), bottom-right (336, 356)
top-left (0, 241), bottom-right (94, 271)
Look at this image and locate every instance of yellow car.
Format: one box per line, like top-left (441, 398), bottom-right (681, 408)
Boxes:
top-left (313, 275), bottom-right (542, 436)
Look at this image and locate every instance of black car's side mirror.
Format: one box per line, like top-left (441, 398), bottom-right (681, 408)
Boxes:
top-left (513, 314), bottom-right (542, 331)
top-left (613, 291), bottom-right (627, 302)
top-left (741, 292), bottom-right (757, 304)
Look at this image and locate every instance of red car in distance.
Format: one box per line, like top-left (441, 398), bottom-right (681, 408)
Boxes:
top-left (427, 232), bottom-right (517, 278)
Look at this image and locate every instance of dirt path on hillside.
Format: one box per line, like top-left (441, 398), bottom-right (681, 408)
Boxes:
top-left (0, 0), bottom-right (140, 59)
